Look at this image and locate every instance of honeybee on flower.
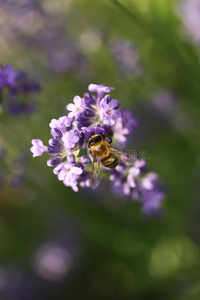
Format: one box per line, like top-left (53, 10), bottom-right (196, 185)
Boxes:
top-left (30, 84), bottom-right (165, 216)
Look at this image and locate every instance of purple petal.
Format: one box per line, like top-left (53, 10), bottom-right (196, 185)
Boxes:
top-left (47, 156), bottom-right (63, 167)
top-left (123, 182), bottom-right (131, 195)
top-left (49, 116), bottom-right (72, 132)
top-left (111, 110), bottom-right (121, 119)
top-left (108, 99), bottom-right (118, 109)
top-left (67, 154), bottom-right (76, 163)
top-left (141, 173), bottom-right (158, 190)
top-left (88, 84), bottom-right (100, 93)
top-left (62, 130), bottom-right (80, 150)
top-left (88, 84), bottom-right (114, 99)
top-left (58, 169), bottom-right (67, 181)
top-left (68, 112), bottom-right (75, 118)
top-left (66, 103), bottom-right (75, 111)
top-left (71, 184), bottom-right (79, 192)
top-left (53, 162), bottom-right (65, 175)
top-left (50, 128), bottom-right (63, 139)
top-left (71, 167), bottom-right (83, 175)
top-left (80, 156), bottom-right (90, 164)
top-left (73, 95), bottom-right (82, 107)
top-left (129, 166), bottom-right (140, 177)
top-left (30, 139), bottom-right (48, 157)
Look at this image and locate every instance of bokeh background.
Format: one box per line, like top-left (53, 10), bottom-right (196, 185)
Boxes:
top-left (1, 0), bottom-right (200, 299)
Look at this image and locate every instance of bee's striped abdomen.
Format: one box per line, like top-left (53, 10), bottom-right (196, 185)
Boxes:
top-left (101, 153), bottom-right (119, 169)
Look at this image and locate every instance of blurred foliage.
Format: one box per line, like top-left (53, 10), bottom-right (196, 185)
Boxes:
top-left (0, 0), bottom-right (200, 299)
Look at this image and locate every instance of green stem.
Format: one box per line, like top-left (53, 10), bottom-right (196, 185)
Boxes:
top-left (108, 0), bottom-right (141, 24)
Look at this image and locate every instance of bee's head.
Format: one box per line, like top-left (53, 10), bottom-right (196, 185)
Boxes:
top-left (88, 134), bottom-right (103, 147)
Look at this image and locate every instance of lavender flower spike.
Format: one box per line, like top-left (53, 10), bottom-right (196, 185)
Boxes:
top-left (30, 83), bottom-right (166, 216)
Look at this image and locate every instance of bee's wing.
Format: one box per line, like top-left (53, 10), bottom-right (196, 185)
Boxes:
top-left (110, 148), bottom-right (138, 165)
top-left (90, 154), bottom-right (102, 189)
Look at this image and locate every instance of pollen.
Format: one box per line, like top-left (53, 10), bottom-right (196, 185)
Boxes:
top-left (106, 110), bottom-right (111, 115)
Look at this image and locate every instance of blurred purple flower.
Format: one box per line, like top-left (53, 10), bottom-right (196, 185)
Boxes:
top-left (33, 218), bottom-right (83, 283)
top-left (0, 64), bottom-right (41, 116)
top-left (0, 65), bottom-right (19, 88)
top-left (110, 161), bottom-right (165, 217)
top-left (178, 0), bottom-right (200, 44)
top-left (1, 0), bottom-right (45, 41)
top-left (35, 244), bottom-right (73, 282)
top-left (141, 189), bottom-right (165, 217)
top-left (150, 89), bottom-right (194, 132)
top-left (111, 39), bottom-right (141, 77)
top-left (1, 1), bottom-right (92, 77)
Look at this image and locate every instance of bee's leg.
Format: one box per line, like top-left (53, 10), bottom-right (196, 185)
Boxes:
top-left (107, 126), bottom-right (113, 139)
top-left (95, 124), bottom-right (100, 134)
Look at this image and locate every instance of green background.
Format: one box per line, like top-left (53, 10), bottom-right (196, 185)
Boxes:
top-left (0, 0), bottom-right (200, 299)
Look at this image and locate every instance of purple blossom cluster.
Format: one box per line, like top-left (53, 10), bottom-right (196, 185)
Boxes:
top-left (0, 65), bottom-right (41, 115)
top-left (30, 84), bottom-right (165, 216)
top-left (29, 25), bottom-right (91, 76)
top-left (110, 161), bottom-right (165, 217)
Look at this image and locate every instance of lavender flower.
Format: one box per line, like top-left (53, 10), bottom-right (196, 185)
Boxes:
top-left (31, 117), bottom-right (85, 192)
top-left (110, 162), bottom-right (165, 217)
top-left (0, 64), bottom-right (41, 115)
top-left (30, 140), bottom-right (48, 158)
top-left (88, 84), bottom-right (114, 99)
top-left (66, 96), bottom-right (85, 119)
top-left (113, 108), bottom-right (137, 142)
top-left (99, 97), bottom-right (121, 126)
top-left (55, 155), bottom-right (83, 192)
top-left (31, 84), bottom-right (165, 216)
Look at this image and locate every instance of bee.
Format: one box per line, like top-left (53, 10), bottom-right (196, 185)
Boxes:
top-left (88, 133), bottom-right (138, 189)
